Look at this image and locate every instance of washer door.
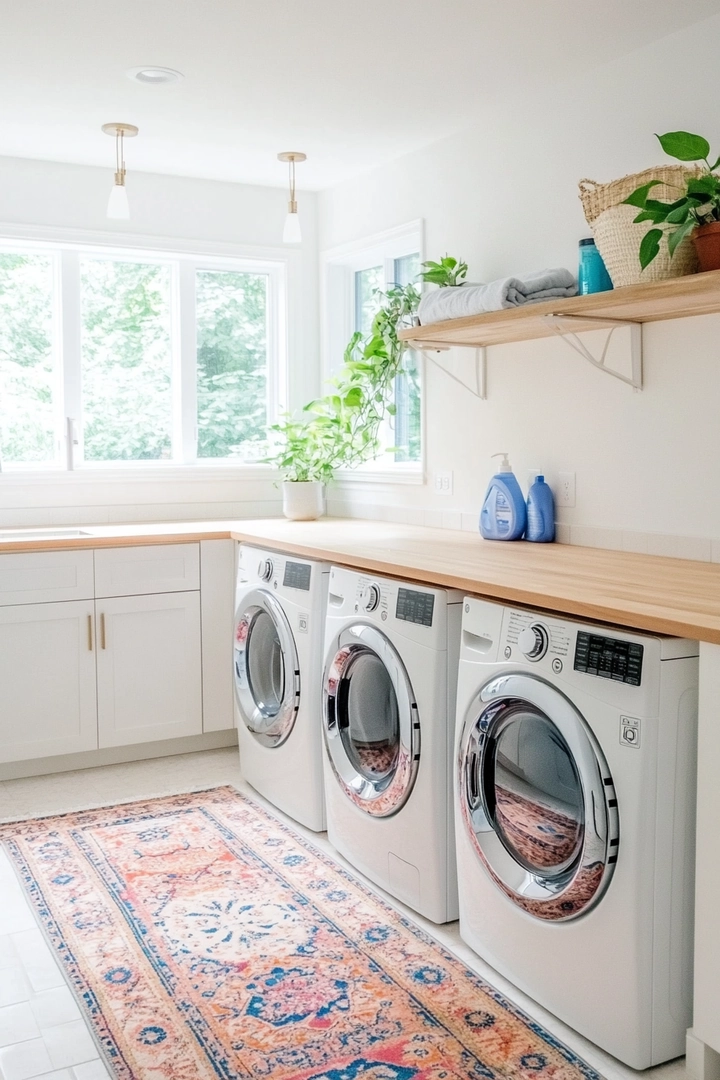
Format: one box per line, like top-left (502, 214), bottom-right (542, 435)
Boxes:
top-left (234, 590), bottom-right (300, 747)
top-left (459, 673), bottom-right (619, 921)
top-left (323, 624), bottom-right (419, 818)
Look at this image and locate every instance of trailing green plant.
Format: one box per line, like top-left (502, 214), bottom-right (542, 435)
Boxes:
top-left (418, 254), bottom-right (468, 287)
top-left (624, 130), bottom-right (720, 269)
top-left (266, 281), bottom-right (421, 482)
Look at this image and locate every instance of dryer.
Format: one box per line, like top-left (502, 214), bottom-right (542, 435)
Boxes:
top-left (455, 596), bottom-right (699, 1068)
top-left (322, 565), bottom-right (462, 923)
top-left (234, 545), bottom-right (329, 831)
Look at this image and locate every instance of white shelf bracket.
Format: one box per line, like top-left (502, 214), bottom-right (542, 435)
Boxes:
top-left (421, 345), bottom-right (487, 400)
top-left (543, 314), bottom-right (643, 390)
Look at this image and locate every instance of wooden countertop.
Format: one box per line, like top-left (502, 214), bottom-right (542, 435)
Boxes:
top-left (230, 519), bottom-right (720, 645)
top-left (1, 517), bottom-right (720, 644)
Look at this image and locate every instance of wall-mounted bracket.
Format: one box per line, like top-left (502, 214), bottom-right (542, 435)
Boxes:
top-left (421, 345), bottom-right (487, 400)
top-left (543, 313), bottom-right (643, 391)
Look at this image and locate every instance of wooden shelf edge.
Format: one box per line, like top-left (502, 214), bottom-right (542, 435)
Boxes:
top-left (400, 268), bottom-right (720, 349)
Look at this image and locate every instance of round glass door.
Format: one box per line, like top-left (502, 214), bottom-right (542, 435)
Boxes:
top-left (234, 590), bottom-right (300, 748)
top-left (323, 624), bottom-right (419, 817)
top-left (460, 673), bottom-right (618, 921)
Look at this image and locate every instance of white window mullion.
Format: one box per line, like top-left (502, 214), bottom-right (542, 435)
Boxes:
top-left (59, 250), bottom-right (82, 469)
top-left (177, 261), bottom-right (197, 463)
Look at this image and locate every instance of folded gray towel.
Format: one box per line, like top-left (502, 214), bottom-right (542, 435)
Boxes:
top-left (417, 268), bottom-right (577, 324)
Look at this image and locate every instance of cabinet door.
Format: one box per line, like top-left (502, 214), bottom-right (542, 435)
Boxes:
top-left (96, 592), bottom-right (202, 747)
top-left (200, 539), bottom-right (236, 732)
top-left (0, 600), bottom-right (97, 763)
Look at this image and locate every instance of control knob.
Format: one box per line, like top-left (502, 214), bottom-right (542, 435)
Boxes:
top-left (359, 583), bottom-right (381, 612)
top-left (518, 623), bottom-right (549, 661)
top-left (258, 558), bottom-right (274, 583)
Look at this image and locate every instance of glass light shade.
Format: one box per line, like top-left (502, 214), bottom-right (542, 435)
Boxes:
top-left (107, 183), bottom-right (130, 220)
top-left (282, 210), bottom-right (302, 244)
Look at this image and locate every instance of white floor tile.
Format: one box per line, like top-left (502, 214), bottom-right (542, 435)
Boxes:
top-left (0, 1036), bottom-right (54, 1080)
top-left (0, 963), bottom-right (31, 1008)
top-left (0, 1002), bottom-right (40, 1048)
top-left (41, 1020), bottom-right (98, 1070)
top-left (9, 931), bottom-right (65, 993)
top-left (71, 1060), bottom-right (112, 1080)
top-left (28, 988), bottom-right (80, 1029)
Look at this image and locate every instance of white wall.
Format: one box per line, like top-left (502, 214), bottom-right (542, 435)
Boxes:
top-left (0, 155), bottom-right (320, 526)
top-left (318, 13), bottom-right (720, 559)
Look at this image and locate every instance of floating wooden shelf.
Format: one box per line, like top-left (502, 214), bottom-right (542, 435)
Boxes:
top-left (398, 268), bottom-right (720, 349)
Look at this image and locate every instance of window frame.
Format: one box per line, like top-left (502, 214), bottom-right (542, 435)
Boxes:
top-left (0, 225), bottom-right (292, 479)
top-left (321, 220), bottom-right (425, 484)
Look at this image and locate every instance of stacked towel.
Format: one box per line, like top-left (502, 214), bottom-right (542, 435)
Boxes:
top-left (417, 268), bottom-right (577, 324)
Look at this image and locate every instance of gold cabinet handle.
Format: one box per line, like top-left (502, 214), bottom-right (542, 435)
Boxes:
top-left (100, 613), bottom-right (106, 650)
top-left (88, 614), bottom-right (93, 651)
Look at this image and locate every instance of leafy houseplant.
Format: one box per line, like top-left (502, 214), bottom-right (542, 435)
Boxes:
top-left (267, 281), bottom-right (421, 519)
top-left (624, 131), bottom-right (720, 271)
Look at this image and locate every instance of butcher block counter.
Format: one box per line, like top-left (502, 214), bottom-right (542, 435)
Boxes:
top-left (2, 517), bottom-right (720, 644)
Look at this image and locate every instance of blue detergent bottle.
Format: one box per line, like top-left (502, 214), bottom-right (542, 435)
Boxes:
top-left (526, 474), bottom-right (556, 542)
top-left (479, 453), bottom-right (527, 540)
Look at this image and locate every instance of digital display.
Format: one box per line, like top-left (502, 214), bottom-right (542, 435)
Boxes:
top-left (574, 631), bottom-right (643, 686)
top-left (396, 587), bottom-right (435, 627)
top-left (283, 561), bottom-right (312, 591)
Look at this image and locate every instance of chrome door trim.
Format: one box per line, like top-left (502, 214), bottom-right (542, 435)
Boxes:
top-left (234, 588), bottom-right (300, 748)
top-left (323, 623), bottom-right (420, 818)
top-left (459, 672), bottom-right (619, 922)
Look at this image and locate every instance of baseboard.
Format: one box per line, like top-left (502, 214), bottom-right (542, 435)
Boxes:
top-left (0, 728), bottom-right (238, 782)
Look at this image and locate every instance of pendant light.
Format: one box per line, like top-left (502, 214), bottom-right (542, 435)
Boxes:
top-left (278, 151), bottom-right (306, 243)
top-left (102, 122), bottom-right (139, 220)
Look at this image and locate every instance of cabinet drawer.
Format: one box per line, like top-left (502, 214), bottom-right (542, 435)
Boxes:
top-left (94, 544), bottom-right (200, 598)
top-left (0, 550), bottom-right (94, 606)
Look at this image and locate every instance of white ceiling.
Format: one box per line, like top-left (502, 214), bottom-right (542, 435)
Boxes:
top-left (1, 0), bottom-right (719, 190)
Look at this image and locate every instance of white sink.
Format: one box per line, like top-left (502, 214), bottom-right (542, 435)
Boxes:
top-left (0, 528), bottom-right (93, 541)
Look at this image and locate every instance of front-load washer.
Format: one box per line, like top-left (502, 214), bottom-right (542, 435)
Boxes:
top-left (322, 565), bottom-right (462, 923)
top-left (455, 596), bottom-right (699, 1069)
top-left (234, 544), bottom-right (329, 831)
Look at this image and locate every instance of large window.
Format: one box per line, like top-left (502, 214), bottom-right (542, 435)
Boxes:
top-left (0, 241), bottom-right (284, 470)
top-left (324, 222), bottom-right (423, 473)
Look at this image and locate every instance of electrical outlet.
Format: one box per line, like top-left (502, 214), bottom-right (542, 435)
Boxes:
top-left (433, 470), bottom-right (453, 496)
top-left (558, 471), bottom-right (576, 507)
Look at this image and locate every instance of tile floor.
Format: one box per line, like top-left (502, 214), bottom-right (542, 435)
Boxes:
top-left (0, 748), bottom-right (688, 1080)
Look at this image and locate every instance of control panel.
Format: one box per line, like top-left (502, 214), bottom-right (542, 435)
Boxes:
top-left (283, 561), bottom-right (312, 591)
top-left (396, 587), bottom-right (435, 627)
top-left (574, 631), bottom-right (643, 686)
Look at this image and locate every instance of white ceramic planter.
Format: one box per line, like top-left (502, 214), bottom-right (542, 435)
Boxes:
top-left (282, 481), bottom-right (325, 521)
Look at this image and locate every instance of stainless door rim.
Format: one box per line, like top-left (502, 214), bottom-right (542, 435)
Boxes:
top-left (459, 671), bottom-right (619, 922)
top-left (323, 622), bottom-right (420, 818)
top-left (234, 588), bottom-right (300, 748)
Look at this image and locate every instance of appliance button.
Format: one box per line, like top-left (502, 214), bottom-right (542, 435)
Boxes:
top-left (518, 623), bottom-right (549, 661)
top-left (552, 657), bottom-right (563, 673)
top-left (504, 645), bottom-right (512, 659)
top-left (359, 583), bottom-right (381, 613)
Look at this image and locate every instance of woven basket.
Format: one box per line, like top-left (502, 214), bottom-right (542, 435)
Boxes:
top-left (578, 166), bottom-right (700, 287)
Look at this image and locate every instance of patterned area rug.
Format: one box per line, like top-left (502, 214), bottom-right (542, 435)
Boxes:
top-left (0, 786), bottom-right (602, 1080)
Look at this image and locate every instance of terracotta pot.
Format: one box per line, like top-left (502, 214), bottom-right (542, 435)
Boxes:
top-left (282, 480), bottom-right (325, 521)
top-left (692, 221), bottom-right (720, 272)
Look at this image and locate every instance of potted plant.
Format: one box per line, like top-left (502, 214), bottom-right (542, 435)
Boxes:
top-left (624, 131), bottom-right (720, 272)
top-left (267, 281), bottom-right (421, 519)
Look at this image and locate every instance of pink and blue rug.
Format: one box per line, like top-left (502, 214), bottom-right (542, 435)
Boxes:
top-left (0, 786), bottom-right (602, 1080)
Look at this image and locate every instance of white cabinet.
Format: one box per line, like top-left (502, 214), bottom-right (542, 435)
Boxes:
top-left (200, 539), bottom-right (235, 732)
top-left (0, 599), bottom-right (97, 763)
top-left (94, 544), bottom-right (199, 598)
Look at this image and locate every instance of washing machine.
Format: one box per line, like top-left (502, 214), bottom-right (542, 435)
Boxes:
top-left (322, 565), bottom-right (462, 923)
top-left (455, 596), bottom-right (699, 1069)
top-left (234, 544), bottom-right (329, 831)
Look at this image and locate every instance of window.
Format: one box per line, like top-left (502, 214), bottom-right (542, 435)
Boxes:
top-left (0, 241), bottom-right (285, 471)
top-left (325, 222), bottom-right (423, 472)
top-left (0, 252), bottom-right (57, 467)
